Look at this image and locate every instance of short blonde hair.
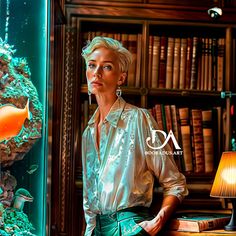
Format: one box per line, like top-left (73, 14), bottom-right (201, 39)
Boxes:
top-left (81, 36), bottom-right (132, 73)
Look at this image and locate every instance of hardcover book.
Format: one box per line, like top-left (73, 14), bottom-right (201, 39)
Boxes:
top-left (168, 212), bottom-right (230, 232)
top-left (191, 109), bottom-right (205, 173)
top-left (179, 107), bottom-right (193, 172)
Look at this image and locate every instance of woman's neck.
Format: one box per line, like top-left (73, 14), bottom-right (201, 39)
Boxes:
top-left (96, 94), bottom-right (117, 123)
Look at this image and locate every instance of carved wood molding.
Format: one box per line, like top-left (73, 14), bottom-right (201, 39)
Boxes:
top-left (59, 26), bottom-right (75, 232)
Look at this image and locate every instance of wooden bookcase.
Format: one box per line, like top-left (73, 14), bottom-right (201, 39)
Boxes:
top-left (51, 0), bottom-right (236, 235)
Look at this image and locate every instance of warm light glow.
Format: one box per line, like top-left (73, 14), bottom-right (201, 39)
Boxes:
top-left (221, 168), bottom-right (236, 184)
top-left (210, 152), bottom-right (236, 198)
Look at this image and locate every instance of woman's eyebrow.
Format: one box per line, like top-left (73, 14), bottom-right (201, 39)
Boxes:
top-left (89, 60), bottom-right (114, 64)
top-left (102, 60), bottom-right (115, 63)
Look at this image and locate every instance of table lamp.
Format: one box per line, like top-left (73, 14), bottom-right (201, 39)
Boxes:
top-left (210, 151), bottom-right (236, 231)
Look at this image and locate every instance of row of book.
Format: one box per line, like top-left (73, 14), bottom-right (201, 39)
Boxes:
top-left (81, 31), bottom-right (225, 91)
top-left (148, 36), bottom-right (225, 91)
top-left (149, 104), bottom-right (226, 173)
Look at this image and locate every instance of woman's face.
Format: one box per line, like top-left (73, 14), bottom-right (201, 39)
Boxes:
top-left (86, 47), bottom-right (125, 96)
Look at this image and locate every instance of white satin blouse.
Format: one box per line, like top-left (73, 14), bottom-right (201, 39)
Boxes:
top-left (82, 97), bottom-right (188, 236)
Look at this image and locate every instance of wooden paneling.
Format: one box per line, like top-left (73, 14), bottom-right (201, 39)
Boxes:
top-left (65, 2), bottom-right (236, 24)
top-left (148, 0), bottom-right (214, 7)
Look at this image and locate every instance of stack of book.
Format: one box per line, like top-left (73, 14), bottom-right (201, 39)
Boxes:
top-left (167, 212), bottom-right (231, 232)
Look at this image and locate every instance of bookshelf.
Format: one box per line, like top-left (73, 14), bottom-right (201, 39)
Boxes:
top-left (78, 20), bottom-right (230, 173)
top-left (51, 0), bottom-right (236, 235)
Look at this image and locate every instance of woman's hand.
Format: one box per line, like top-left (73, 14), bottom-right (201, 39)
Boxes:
top-left (138, 208), bottom-right (166, 236)
top-left (139, 195), bottom-right (181, 235)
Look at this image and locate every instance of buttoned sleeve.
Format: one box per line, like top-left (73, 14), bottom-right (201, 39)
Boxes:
top-left (136, 108), bottom-right (188, 202)
top-left (82, 129), bottom-right (96, 236)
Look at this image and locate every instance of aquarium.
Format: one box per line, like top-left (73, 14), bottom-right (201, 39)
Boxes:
top-left (0, 0), bottom-right (49, 235)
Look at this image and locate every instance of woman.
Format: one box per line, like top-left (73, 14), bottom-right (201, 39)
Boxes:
top-left (81, 36), bottom-right (188, 236)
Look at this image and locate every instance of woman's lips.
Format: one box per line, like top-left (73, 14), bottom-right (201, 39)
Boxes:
top-left (91, 81), bottom-right (102, 86)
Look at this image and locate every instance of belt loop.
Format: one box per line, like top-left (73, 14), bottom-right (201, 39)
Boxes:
top-left (109, 212), bottom-right (117, 221)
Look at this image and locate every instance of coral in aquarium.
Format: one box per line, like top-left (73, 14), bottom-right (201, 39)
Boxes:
top-left (1, 208), bottom-right (36, 236)
top-left (0, 171), bottom-right (36, 235)
top-left (0, 171), bottom-right (17, 208)
top-left (0, 38), bottom-right (43, 167)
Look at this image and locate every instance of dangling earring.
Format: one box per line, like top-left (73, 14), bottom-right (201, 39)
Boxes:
top-left (116, 86), bottom-right (122, 97)
top-left (88, 90), bottom-right (92, 105)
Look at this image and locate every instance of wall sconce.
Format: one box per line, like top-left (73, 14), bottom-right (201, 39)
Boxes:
top-left (210, 151), bottom-right (236, 230)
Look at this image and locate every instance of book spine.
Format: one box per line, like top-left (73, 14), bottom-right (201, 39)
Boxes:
top-left (196, 37), bottom-right (202, 90)
top-left (165, 105), bottom-right (173, 150)
top-left (208, 38), bottom-right (213, 90)
top-left (151, 36), bottom-right (160, 88)
top-left (170, 105), bottom-right (183, 170)
top-left (148, 35), bottom-right (153, 87)
top-left (161, 104), bottom-right (167, 133)
top-left (204, 38), bottom-right (209, 90)
top-left (185, 37), bottom-right (193, 89)
top-left (190, 37), bottom-right (199, 89)
top-left (164, 105), bottom-right (173, 133)
top-left (202, 110), bottom-right (214, 172)
top-left (154, 104), bottom-right (164, 131)
top-left (217, 38), bottom-right (225, 91)
top-left (200, 38), bottom-right (205, 90)
top-left (135, 33), bottom-right (142, 87)
top-left (179, 107), bottom-right (193, 172)
top-left (169, 215), bottom-right (230, 232)
top-left (172, 38), bottom-right (181, 89)
top-left (212, 38), bottom-right (218, 91)
top-left (179, 38), bottom-right (187, 89)
top-left (170, 105), bottom-right (179, 142)
top-left (198, 218), bottom-right (230, 231)
top-left (191, 109), bottom-right (205, 173)
top-left (165, 37), bottom-right (174, 88)
top-left (158, 36), bottom-right (167, 88)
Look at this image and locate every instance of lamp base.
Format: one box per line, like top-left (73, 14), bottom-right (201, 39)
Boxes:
top-left (224, 225), bottom-right (236, 231)
top-left (224, 199), bottom-right (236, 231)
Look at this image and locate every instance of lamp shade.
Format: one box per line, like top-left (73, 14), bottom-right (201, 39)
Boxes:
top-left (210, 151), bottom-right (236, 198)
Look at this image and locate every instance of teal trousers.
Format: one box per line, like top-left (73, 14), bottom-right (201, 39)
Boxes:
top-left (93, 206), bottom-right (153, 236)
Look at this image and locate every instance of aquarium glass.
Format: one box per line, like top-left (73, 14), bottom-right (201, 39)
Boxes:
top-left (0, 0), bottom-right (49, 235)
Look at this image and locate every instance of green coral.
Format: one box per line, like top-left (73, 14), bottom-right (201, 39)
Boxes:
top-left (1, 208), bottom-right (35, 236)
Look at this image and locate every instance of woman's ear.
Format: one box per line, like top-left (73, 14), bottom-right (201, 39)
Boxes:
top-left (118, 72), bottom-right (127, 86)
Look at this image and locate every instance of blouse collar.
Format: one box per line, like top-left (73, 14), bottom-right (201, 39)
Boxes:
top-left (88, 97), bottom-right (126, 128)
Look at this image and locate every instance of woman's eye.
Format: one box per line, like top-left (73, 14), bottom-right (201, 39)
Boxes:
top-left (87, 64), bottom-right (96, 69)
top-left (103, 65), bottom-right (112, 70)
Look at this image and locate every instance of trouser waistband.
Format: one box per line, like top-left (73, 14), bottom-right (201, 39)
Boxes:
top-left (96, 206), bottom-right (150, 224)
